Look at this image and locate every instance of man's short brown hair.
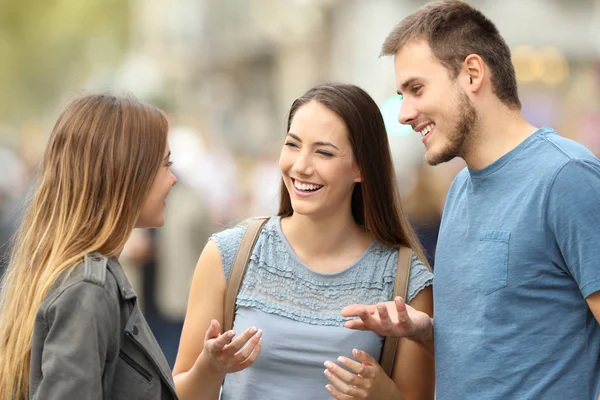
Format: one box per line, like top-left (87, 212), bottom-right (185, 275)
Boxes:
top-left (382, 0), bottom-right (520, 109)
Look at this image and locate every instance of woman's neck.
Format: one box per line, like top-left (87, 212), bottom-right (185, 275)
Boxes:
top-left (280, 211), bottom-right (370, 260)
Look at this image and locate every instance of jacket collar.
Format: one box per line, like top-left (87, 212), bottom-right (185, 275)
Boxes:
top-left (107, 257), bottom-right (137, 300)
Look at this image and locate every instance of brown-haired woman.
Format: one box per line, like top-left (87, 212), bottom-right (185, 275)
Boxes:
top-left (0, 94), bottom-right (178, 399)
top-left (173, 83), bottom-right (434, 400)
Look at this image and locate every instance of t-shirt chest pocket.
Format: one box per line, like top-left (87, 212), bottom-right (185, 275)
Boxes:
top-left (471, 230), bottom-right (511, 295)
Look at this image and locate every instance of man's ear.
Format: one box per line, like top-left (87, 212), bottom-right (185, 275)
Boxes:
top-left (463, 54), bottom-right (485, 93)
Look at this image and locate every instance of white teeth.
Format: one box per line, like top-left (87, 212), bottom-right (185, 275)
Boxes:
top-left (419, 124), bottom-right (435, 137)
top-left (294, 180), bottom-right (323, 191)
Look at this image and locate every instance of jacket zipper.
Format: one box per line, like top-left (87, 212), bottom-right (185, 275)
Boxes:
top-left (119, 349), bottom-right (153, 382)
top-left (125, 331), bottom-right (178, 398)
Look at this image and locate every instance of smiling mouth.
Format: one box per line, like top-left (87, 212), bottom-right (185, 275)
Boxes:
top-left (418, 123), bottom-right (435, 139)
top-left (292, 179), bottom-right (324, 193)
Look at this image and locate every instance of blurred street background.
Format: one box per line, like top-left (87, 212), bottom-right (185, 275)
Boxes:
top-left (1, 0), bottom-right (599, 366)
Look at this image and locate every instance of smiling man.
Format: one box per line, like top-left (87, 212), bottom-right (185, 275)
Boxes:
top-left (342, 1), bottom-right (600, 398)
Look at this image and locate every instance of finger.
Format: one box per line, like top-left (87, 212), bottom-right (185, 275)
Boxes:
top-left (237, 337), bottom-right (263, 370)
top-left (395, 296), bottom-right (406, 311)
top-left (351, 350), bottom-right (377, 379)
top-left (343, 306), bottom-right (381, 331)
top-left (324, 368), bottom-right (360, 398)
top-left (211, 330), bottom-right (235, 350)
top-left (341, 304), bottom-right (362, 317)
top-left (352, 348), bottom-right (377, 367)
top-left (337, 354), bottom-right (368, 376)
top-left (358, 308), bottom-right (382, 329)
top-left (204, 319), bottom-right (220, 341)
top-left (325, 384), bottom-right (353, 400)
top-left (357, 306), bottom-right (378, 319)
top-left (223, 326), bottom-right (259, 354)
top-left (324, 360), bottom-right (363, 388)
top-left (205, 320), bottom-right (235, 351)
top-left (376, 302), bottom-right (394, 331)
top-left (233, 329), bottom-right (263, 362)
top-left (394, 296), bottom-right (411, 325)
top-left (343, 319), bottom-right (368, 330)
top-left (341, 304), bottom-right (376, 317)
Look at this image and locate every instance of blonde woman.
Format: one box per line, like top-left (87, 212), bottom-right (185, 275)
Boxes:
top-left (0, 94), bottom-right (178, 399)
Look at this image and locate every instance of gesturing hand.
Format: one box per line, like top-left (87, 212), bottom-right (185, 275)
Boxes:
top-left (324, 349), bottom-right (396, 399)
top-left (199, 319), bottom-right (262, 374)
top-left (341, 296), bottom-right (432, 339)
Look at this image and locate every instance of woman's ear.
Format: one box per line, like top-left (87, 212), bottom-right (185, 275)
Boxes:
top-left (354, 170), bottom-right (362, 183)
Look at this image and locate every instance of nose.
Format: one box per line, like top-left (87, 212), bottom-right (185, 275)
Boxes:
top-left (292, 150), bottom-right (314, 176)
top-left (398, 97), bottom-right (418, 126)
top-left (170, 171), bottom-right (178, 187)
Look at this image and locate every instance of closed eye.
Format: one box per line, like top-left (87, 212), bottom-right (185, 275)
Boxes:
top-left (285, 141), bottom-right (299, 148)
top-left (317, 150), bottom-right (334, 157)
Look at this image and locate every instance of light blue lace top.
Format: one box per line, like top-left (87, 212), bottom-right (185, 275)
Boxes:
top-left (211, 216), bottom-right (433, 400)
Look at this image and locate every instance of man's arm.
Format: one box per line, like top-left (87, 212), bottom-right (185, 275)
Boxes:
top-left (546, 160), bottom-right (600, 400)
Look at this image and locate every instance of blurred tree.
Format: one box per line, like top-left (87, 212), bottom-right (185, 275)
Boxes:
top-left (0, 0), bottom-right (129, 126)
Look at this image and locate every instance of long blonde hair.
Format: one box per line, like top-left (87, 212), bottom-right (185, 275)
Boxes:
top-left (0, 94), bottom-right (168, 399)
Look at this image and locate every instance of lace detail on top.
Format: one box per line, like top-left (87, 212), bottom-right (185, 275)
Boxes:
top-left (210, 217), bottom-right (433, 326)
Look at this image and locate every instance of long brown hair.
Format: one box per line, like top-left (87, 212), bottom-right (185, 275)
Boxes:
top-left (0, 94), bottom-right (168, 399)
top-left (278, 83), bottom-right (428, 264)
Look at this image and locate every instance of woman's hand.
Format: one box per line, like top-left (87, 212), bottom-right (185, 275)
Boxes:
top-left (197, 319), bottom-right (262, 374)
top-left (324, 349), bottom-right (399, 400)
top-left (342, 296), bottom-right (433, 341)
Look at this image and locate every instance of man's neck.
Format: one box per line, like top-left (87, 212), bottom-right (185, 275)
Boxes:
top-left (463, 105), bottom-right (538, 171)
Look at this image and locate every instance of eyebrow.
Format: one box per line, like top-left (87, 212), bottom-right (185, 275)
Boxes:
top-left (286, 133), bottom-right (339, 150)
top-left (397, 77), bottom-right (419, 95)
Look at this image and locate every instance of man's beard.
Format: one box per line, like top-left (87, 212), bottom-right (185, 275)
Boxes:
top-left (426, 90), bottom-right (478, 166)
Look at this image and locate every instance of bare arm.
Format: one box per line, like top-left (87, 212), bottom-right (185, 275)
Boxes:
top-left (391, 286), bottom-right (435, 400)
top-left (586, 291), bottom-right (600, 324)
top-left (172, 241), bottom-right (262, 400)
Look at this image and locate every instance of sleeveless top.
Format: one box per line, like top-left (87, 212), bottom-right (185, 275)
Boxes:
top-left (210, 217), bottom-right (433, 400)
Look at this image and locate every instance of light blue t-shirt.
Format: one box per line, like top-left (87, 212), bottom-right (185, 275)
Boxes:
top-left (211, 216), bottom-right (433, 400)
top-left (435, 127), bottom-right (600, 399)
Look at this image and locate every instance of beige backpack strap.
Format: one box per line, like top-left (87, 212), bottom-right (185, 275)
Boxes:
top-left (223, 217), bottom-right (270, 333)
top-left (379, 246), bottom-right (412, 377)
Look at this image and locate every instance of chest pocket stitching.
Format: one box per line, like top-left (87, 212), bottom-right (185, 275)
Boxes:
top-left (476, 230), bottom-right (511, 295)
